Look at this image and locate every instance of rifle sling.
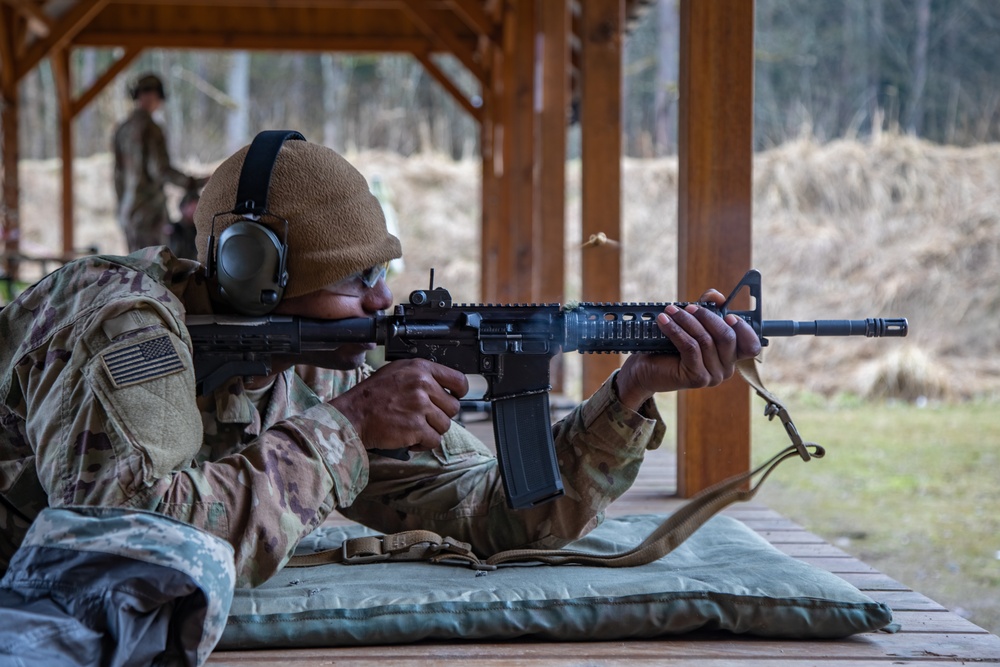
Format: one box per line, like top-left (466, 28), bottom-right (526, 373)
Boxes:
top-left (288, 358), bottom-right (824, 571)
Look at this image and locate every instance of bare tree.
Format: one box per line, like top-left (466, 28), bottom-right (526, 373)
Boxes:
top-left (905, 0), bottom-right (931, 134)
top-left (654, 0), bottom-right (679, 155)
top-left (226, 52), bottom-right (250, 154)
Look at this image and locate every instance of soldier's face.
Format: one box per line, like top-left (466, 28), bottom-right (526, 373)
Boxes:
top-left (273, 273), bottom-right (393, 370)
top-left (137, 91), bottom-right (164, 113)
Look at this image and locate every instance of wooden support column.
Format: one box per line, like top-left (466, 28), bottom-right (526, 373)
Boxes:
top-left (676, 0), bottom-right (755, 496)
top-left (480, 0), bottom-right (507, 302)
top-left (483, 9), bottom-right (510, 302)
top-left (538, 0), bottom-right (570, 391)
top-left (52, 48), bottom-right (75, 256)
top-left (579, 0), bottom-right (623, 396)
top-left (513, 0), bottom-right (537, 303)
top-left (480, 60), bottom-right (499, 300)
top-left (493, 0), bottom-right (536, 304)
top-left (0, 5), bottom-right (20, 277)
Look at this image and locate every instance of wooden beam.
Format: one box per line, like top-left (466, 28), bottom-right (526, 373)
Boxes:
top-left (481, 17), bottom-right (506, 301)
top-left (479, 79), bottom-right (498, 300)
top-left (110, 0), bottom-right (452, 7)
top-left (448, 0), bottom-right (498, 42)
top-left (537, 0), bottom-right (568, 304)
top-left (51, 48), bottom-right (75, 255)
top-left (15, 0), bottom-right (110, 82)
top-left (579, 0), bottom-right (623, 396)
top-left (3, 0), bottom-right (53, 39)
top-left (479, 8), bottom-right (502, 301)
top-left (12, 7), bottom-right (28, 59)
top-left (401, 0), bottom-right (487, 84)
top-left (73, 32), bottom-right (433, 53)
top-left (493, 0), bottom-right (534, 304)
top-left (538, 0), bottom-right (570, 392)
top-left (676, 0), bottom-right (755, 497)
top-left (404, 0), bottom-right (486, 85)
top-left (0, 5), bottom-right (20, 277)
top-left (493, 0), bottom-right (516, 302)
top-left (513, 0), bottom-right (535, 302)
top-left (50, 46), bottom-right (71, 119)
top-left (70, 45), bottom-right (141, 117)
top-left (0, 3), bottom-right (15, 93)
top-left (412, 49), bottom-right (482, 123)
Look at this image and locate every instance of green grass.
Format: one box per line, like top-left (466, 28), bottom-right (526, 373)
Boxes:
top-left (750, 398), bottom-right (1000, 634)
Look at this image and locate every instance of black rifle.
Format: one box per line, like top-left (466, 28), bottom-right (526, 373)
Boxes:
top-left (187, 269), bottom-right (907, 510)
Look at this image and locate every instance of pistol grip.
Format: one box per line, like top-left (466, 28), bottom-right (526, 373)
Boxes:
top-left (492, 393), bottom-right (565, 510)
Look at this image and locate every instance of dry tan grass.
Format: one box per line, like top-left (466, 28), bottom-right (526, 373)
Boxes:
top-left (750, 135), bottom-right (1000, 399)
top-left (16, 134), bottom-right (1000, 399)
top-left (856, 344), bottom-right (955, 401)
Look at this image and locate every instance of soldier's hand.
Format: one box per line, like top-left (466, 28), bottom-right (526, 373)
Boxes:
top-left (329, 358), bottom-right (469, 453)
top-left (614, 289), bottom-right (761, 411)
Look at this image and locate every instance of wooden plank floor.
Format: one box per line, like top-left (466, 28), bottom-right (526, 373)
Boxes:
top-left (209, 410), bottom-right (1000, 665)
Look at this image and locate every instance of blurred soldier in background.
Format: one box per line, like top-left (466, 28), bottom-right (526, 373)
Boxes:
top-left (113, 73), bottom-right (207, 252)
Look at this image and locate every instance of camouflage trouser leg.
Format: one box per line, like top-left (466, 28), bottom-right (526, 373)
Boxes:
top-left (0, 507), bottom-right (235, 666)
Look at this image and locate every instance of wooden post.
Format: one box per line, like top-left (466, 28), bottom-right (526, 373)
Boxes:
top-left (513, 0), bottom-right (536, 303)
top-left (676, 0), bottom-right (755, 496)
top-left (52, 48), bottom-right (75, 256)
top-left (493, 0), bottom-right (536, 304)
top-left (579, 0), bottom-right (624, 396)
top-left (538, 0), bottom-right (569, 392)
top-left (0, 5), bottom-right (20, 278)
top-left (480, 64), bottom-right (499, 300)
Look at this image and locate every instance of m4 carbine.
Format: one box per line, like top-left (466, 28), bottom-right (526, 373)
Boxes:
top-left (187, 269), bottom-right (907, 510)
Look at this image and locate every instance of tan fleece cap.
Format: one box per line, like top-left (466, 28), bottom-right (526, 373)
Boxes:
top-left (196, 139), bottom-right (402, 299)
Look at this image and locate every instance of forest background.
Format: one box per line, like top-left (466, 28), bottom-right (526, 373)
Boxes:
top-left (8, 0), bottom-right (1000, 638)
top-left (14, 0), bottom-right (1000, 160)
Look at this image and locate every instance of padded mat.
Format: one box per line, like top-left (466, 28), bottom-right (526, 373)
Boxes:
top-left (219, 514), bottom-right (894, 648)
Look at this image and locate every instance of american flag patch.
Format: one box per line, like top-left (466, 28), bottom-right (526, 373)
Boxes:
top-left (101, 334), bottom-right (185, 389)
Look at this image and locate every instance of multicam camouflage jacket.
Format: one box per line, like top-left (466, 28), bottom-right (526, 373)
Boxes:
top-left (113, 109), bottom-right (196, 251)
top-left (0, 247), bottom-right (666, 588)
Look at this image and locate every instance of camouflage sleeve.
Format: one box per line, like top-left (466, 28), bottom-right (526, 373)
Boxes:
top-left (144, 121), bottom-right (194, 189)
top-left (339, 371), bottom-right (664, 556)
top-left (24, 299), bottom-right (367, 588)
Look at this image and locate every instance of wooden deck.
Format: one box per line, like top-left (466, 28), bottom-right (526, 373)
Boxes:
top-left (208, 411), bottom-right (1000, 665)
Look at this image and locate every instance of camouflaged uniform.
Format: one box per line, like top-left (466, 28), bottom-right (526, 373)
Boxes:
top-left (0, 247), bottom-right (666, 588)
top-left (113, 109), bottom-right (197, 252)
top-left (0, 506), bottom-right (234, 666)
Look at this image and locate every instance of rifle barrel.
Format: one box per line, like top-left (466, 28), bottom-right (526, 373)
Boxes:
top-left (761, 318), bottom-right (908, 338)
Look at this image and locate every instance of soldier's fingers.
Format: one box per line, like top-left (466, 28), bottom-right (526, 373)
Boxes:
top-left (696, 288), bottom-right (726, 306)
top-left (429, 363), bottom-right (470, 398)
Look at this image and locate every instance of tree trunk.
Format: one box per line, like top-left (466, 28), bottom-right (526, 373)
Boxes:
top-left (320, 54), bottom-right (346, 151)
top-left (226, 52), bottom-right (251, 154)
top-left (906, 0), bottom-right (930, 135)
top-left (654, 0), bottom-right (679, 155)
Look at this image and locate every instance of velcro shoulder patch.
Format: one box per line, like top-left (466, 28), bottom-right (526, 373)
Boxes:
top-left (101, 334), bottom-right (186, 389)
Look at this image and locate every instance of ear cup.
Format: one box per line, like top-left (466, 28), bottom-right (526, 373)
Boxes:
top-left (215, 220), bottom-right (288, 315)
top-left (205, 130), bottom-right (305, 315)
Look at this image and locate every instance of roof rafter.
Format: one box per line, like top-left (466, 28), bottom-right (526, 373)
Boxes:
top-left (15, 0), bottom-right (109, 81)
top-left (412, 47), bottom-right (482, 122)
top-left (73, 32), bottom-right (434, 53)
top-left (70, 44), bottom-right (139, 116)
top-left (401, 0), bottom-right (486, 84)
top-left (2, 0), bottom-right (53, 39)
top-left (447, 0), bottom-right (496, 43)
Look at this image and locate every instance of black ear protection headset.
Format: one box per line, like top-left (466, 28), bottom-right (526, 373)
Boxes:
top-left (206, 130), bottom-right (305, 315)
